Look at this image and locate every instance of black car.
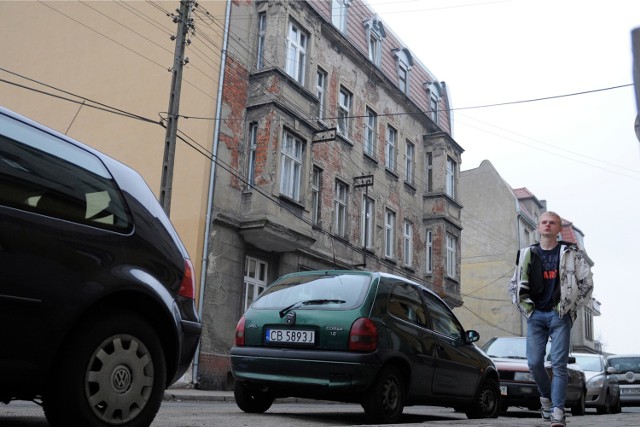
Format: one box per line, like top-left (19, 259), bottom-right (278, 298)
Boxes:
top-left (0, 107), bottom-right (202, 427)
top-left (231, 270), bottom-right (501, 424)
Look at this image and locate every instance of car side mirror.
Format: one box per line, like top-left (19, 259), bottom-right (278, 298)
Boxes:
top-left (465, 330), bottom-right (480, 343)
top-left (568, 356), bottom-right (576, 364)
top-left (606, 366), bottom-right (618, 375)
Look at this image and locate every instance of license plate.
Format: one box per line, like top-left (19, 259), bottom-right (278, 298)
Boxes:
top-left (265, 328), bottom-right (315, 344)
top-left (622, 388), bottom-right (640, 394)
top-left (500, 386), bottom-right (507, 396)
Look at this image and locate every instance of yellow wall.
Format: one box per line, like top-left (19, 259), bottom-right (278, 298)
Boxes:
top-left (0, 1), bottom-right (227, 300)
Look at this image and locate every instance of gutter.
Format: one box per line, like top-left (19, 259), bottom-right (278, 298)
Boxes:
top-left (192, 0), bottom-right (231, 385)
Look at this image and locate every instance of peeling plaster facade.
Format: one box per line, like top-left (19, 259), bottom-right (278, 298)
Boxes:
top-left (197, 0), bottom-right (465, 389)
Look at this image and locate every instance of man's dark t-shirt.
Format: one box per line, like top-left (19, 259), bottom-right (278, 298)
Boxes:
top-left (533, 245), bottom-right (561, 311)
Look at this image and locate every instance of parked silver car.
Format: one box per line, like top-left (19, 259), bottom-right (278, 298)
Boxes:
top-left (572, 352), bottom-right (621, 413)
top-left (607, 354), bottom-right (640, 407)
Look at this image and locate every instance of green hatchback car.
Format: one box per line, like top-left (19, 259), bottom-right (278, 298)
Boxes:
top-left (230, 270), bottom-right (500, 423)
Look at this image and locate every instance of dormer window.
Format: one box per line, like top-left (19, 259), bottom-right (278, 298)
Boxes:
top-left (332, 0), bottom-right (350, 33)
top-left (393, 48), bottom-right (414, 95)
top-left (364, 17), bottom-right (386, 66)
top-left (426, 81), bottom-right (443, 124)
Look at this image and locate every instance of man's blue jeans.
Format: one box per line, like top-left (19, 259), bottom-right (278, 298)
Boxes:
top-left (526, 309), bottom-right (572, 410)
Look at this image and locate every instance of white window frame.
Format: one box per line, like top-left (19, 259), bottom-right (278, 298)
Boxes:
top-left (280, 130), bottom-right (303, 201)
top-left (430, 95), bottom-right (439, 124)
top-left (334, 180), bottom-right (348, 237)
top-left (405, 140), bottom-right (414, 185)
top-left (311, 167), bottom-right (321, 225)
top-left (286, 21), bottom-right (307, 85)
top-left (244, 256), bottom-right (268, 311)
top-left (257, 12), bottom-right (267, 70)
top-left (446, 156), bottom-right (456, 198)
top-left (364, 107), bottom-right (377, 157)
top-left (361, 195), bottom-right (374, 249)
top-left (316, 68), bottom-right (327, 121)
top-left (385, 125), bottom-right (397, 172)
top-left (446, 233), bottom-right (457, 279)
top-left (248, 122), bottom-right (258, 186)
top-left (398, 61), bottom-right (409, 94)
top-left (403, 220), bottom-right (413, 266)
top-left (337, 86), bottom-right (352, 139)
top-left (369, 31), bottom-right (381, 66)
top-left (385, 209), bottom-right (396, 258)
top-left (331, 0), bottom-right (348, 33)
top-left (426, 230), bottom-right (433, 274)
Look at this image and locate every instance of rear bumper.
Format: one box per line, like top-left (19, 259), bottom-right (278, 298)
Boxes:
top-left (230, 346), bottom-right (382, 394)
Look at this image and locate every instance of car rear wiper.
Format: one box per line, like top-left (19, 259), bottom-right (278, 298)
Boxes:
top-left (279, 299), bottom-right (346, 318)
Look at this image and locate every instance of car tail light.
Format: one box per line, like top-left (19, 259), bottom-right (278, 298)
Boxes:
top-left (348, 317), bottom-right (378, 352)
top-left (178, 259), bottom-right (196, 299)
top-left (234, 316), bottom-right (246, 346)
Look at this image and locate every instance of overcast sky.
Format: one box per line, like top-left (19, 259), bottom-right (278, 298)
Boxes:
top-left (365, 0), bottom-right (640, 354)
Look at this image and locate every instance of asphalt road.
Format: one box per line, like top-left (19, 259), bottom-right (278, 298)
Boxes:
top-left (2, 400), bottom-right (640, 427)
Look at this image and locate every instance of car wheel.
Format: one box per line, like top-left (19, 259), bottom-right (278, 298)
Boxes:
top-left (362, 365), bottom-right (405, 424)
top-left (597, 391), bottom-right (611, 414)
top-left (43, 311), bottom-right (166, 427)
top-left (465, 377), bottom-right (500, 419)
top-left (570, 388), bottom-right (586, 416)
top-left (611, 392), bottom-right (622, 414)
top-left (233, 382), bottom-right (274, 413)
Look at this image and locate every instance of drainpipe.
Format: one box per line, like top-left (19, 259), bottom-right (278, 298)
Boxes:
top-left (192, 0), bottom-right (231, 385)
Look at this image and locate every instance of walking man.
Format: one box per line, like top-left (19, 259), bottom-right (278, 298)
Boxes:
top-left (508, 211), bottom-right (594, 427)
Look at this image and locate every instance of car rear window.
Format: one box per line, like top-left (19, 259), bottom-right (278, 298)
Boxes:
top-left (251, 273), bottom-right (371, 310)
top-left (0, 114), bottom-right (131, 231)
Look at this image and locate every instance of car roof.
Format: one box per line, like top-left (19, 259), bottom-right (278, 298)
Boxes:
top-left (607, 354), bottom-right (640, 359)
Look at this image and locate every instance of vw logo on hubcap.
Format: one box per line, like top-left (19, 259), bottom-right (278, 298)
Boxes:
top-left (112, 365), bottom-right (132, 392)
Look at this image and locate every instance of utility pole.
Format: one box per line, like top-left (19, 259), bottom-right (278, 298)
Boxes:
top-left (160, 0), bottom-right (194, 214)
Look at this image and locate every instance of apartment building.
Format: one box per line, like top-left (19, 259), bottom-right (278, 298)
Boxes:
top-left (195, 0), bottom-right (465, 389)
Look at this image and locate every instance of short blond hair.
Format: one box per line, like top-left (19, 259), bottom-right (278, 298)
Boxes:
top-left (539, 211), bottom-right (561, 225)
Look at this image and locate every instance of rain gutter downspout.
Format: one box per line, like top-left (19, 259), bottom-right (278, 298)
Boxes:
top-left (192, 0), bottom-right (231, 385)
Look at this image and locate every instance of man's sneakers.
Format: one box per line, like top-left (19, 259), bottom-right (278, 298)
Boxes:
top-left (540, 397), bottom-right (552, 421)
top-left (550, 407), bottom-right (566, 427)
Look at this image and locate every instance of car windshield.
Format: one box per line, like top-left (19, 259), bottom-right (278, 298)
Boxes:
top-left (251, 272), bottom-right (371, 311)
top-left (608, 357), bottom-right (640, 373)
top-left (573, 355), bottom-right (602, 372)
top-left (483, 338), bottom-right (553, 360)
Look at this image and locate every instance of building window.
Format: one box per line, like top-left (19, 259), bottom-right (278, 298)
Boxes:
top-left (403, 220), bottom-right (413, 267)
top-left (364, 107), bottom-right (377, 157)
top-left (426, 230), bottom-right (433, 274)
top-left (286, 20), bottom-right (307, 85)
top-left (364, 17), bottom-right (385, 66)
top-left (405, 140), bottom-right (414, 185)
top-left (311, 166), bottom-right (321, 225)
top-left (385, 209), bottom-right (396, 258)
top-left (399, 63), bottom-right (409, 94)
top-left (248, 122), bottom-right (258, 186)
top-left (280, 130), bottom-right (303, 201)
top-left (426, 152), bottom-right (433, 192)
top-left (256, 12), bottom-right (267, 70)
top-left (334, 180), bottom-right (348, 237)
top-left (316, 68), bottom-right (327, 121)
top-left (337, 86), bottom-right (352, 139)
top-left (394, 48), bottom-right (413, 95)
top-left (361, 195), bottom-right (374, 249)
top-left (331, 0), bottom-right (349, 33)
top-left (430, 95), bottom-right (438, 124)
top-left (385, 125), bottom-right (397, 172)
top-left (584, 308), bottom-right (594, 341)
top-left (446, 156), bottom-right (456, 198)
top-left (244, 256), bottom-right (268, 311)
top-left (446, 233), bottom-right (457, 278)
